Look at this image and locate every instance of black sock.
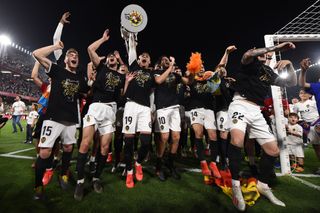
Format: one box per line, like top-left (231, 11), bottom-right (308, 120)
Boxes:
top-left (195, 138), bottom-right (204, 161)
top-left (94, 154), bottom-right (107, 179)
top-left (35, 156), bottom-right (51, 187)
top-left (156, 157), bottom-right (162, 171)
top-left (168, 153), bottom-right (176, 169)
top-left (114, 135), bottom-right (123, 165)
top-left (258, 152), bottom-right (276, 184)
top-left (219, 138), bottom-right (228, 166)
top-left (137, 134), bottom-right (151, 164)
top-left (46, 154), bottom-right (54, 169)
top-left (124, 137), bottom-right (134, 171)
top-left (61, 151), bottom-right (72, 176)
top-left (209, 140), bottom-right (218, 162)
top-left (190, 128), bottom-right (195, 149)
top-left (134, 136), bottom-right (139, 152)
top-left (228, 144), bottom-right (242, 180)
top-left (76, 152), bottom-right (88, 180)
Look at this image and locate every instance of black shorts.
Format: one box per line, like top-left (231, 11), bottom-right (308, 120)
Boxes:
top-left (33, 114), bottom-right (44, 139)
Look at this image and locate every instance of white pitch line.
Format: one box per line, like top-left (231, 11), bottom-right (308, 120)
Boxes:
top-left (292, 173), bottom-right (320, 178)
top-left (6, 147), bottom-right (34, 155)
top-left (276, 173), bottom-right (320, 178)
top-left (0, 154), bottom-right (35, 160)
top-left (290, 175), bottom-right (320, 191)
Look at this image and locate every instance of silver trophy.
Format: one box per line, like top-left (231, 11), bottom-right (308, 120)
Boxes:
top-left (120, 4), bottom-right (148, 52)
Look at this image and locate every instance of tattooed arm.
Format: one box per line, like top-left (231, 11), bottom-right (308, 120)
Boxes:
top-left (241, 42), bottom-right (295, 65)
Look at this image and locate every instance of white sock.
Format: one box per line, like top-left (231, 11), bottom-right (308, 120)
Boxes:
top-left (77, 178), bottom-right (84, 184)
top-left (257, 180), bottom-right (269, 188)
top-left (92, 177), bottom-right (99, 182)
top-left (232, 179), bottom-right (240, 187)
top-left (127, 169), bottom-right (133, 174)
top-left (135, 162), bottom-right (141, 166)
top-left (90, 156), bottom-right (96, 162)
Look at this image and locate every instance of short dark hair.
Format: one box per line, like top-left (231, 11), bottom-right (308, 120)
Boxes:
top-left (289, 112), bottom-right (299, 119)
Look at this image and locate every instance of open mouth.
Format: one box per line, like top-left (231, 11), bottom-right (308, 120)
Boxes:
top-left (141, 59), bottom-right (147, 63)
top-left (71, 60), bottom-right (77, 65)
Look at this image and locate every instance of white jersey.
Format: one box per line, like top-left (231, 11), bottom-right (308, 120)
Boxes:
top-left (12, 101), bottom-right (26, 116)
top-left (286, 123), bottom-right (303, 145)
top-left (26, 110), bottom-right (39, 125)
top-left (294, 99), bottom-right (319, 123)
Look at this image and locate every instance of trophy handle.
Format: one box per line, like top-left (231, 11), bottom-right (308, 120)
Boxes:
top-left (120, 26), bottom-right (138, 54)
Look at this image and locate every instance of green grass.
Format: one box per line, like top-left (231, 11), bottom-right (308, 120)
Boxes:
top-left (0, 120), bottom-right (320, 212)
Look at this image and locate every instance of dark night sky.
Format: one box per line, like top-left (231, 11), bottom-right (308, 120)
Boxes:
top-left (0, 0), bottom-right (320, 77)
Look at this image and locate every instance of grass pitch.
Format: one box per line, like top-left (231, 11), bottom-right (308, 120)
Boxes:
top-left (0, 120), bottom-right (320, 212)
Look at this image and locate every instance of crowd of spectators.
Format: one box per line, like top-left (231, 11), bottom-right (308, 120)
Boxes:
top-left (0, 47), bottom-right (47, 99)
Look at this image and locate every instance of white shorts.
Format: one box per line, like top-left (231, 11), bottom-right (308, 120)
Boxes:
top-left (38, 120), bottom-right (77, 148)
top-left (83, 102), bottom-right (116, 135)
top-left (155, 105), bottom-right (181, 133)
top-left (228, 100), bottom-right (276, 145)
top-left (287, 144), bottom-right (304, 158)
top-left (216, 110), bottom-right (229, 131)
top-left (122, 101), bottom-right (152, 134)
top-left (190, 108), bottom-right (217, 130)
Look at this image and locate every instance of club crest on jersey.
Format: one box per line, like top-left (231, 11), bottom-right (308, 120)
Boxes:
top-left (40, 137), bottom-right (46, 143)
top-left (125, 125), bottom-right (130, 131)
top-left (105, 72), bottom-right (121, 91)
top-left (61, 79), bottom-right (80, 102)
top-left (306, 104), bottom-right (310, 108)
top-left (86, 115), bottom-right (90, 122)
top-left (232, 119), bottom-right (238, 124)
top-left (192, 117), bottom-right (195, 121)
top-left (135, 71), bottom-right (150, 87)
top-left (220, 124), bottom-right (223, 129)
top-left (160, 125), bottom-right (164, 130)
top-left (149, 122), bottom-right (152, 128)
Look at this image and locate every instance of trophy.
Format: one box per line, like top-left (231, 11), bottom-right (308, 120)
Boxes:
top-left (120, 4), bottom-right (148, 52)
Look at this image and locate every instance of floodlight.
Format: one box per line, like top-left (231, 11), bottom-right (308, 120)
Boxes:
top-left (0, 34), bottom-right (12, 46)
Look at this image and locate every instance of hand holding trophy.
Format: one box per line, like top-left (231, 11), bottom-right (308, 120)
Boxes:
top-left (120, 4), bottom-right (148, 53)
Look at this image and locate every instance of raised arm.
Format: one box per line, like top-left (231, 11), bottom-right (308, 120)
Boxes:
top-left (88, 29), bottom-right (110, 68)
top-left (298, 58), bottom-right (311, 88)
top-left (114, 50), bottom-right (125, 65)
top-left (123, 72), bottom-right (137, 95)
top-left (155, 57), bottom-right (175, 84)
top-left (274, 60), bottom-right (297, 87)
top-left (53, 12), bottom-right (70, 60)
top-left (33, 41), bottom-right (64, 70)
top-left (128, 33), bottom-right (137, 66)
top-left (218, 45), bottom-right (237, 67)
top-left (241, 42), bottom-right (296, 65)
top-left (31, 61), bottom-right (42, 87)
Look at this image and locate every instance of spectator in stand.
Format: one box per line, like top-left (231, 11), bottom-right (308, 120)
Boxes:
top-left (11, 96), bottom-right (26, 133)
